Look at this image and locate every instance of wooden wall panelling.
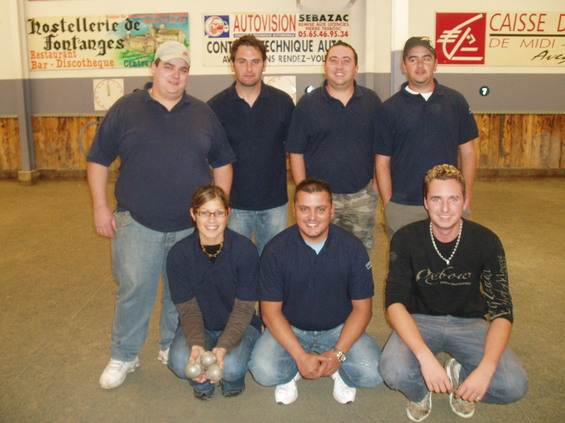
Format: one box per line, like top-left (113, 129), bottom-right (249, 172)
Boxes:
top-left (471, 114), bottom-right (563, 172)
top-left (0, 117), bottom-right (22, 170)
top-left (32, 115), bottom-right (117, 174)
top-left (549, 115), bottom-right (563, 169)
top-left (2, 114), bottom-right (562, 178)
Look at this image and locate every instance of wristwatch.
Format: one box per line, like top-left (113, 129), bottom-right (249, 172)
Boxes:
top-left (331, 347), bottom-right (347, 363)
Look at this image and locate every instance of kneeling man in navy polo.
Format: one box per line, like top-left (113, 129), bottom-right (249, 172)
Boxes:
top-left (250, 178), bottom-right (382, 405)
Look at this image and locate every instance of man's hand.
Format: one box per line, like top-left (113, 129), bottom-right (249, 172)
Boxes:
top-left (455, 366), bottom-right (493, 402)
top-left (419, 353), bottom-right (453, 394)
top-left (188, 345), bottom-right (207, 383)
top-left (318, 350), bottom-right (342, 377)
top-left (212, 347), bottom-right (227, 370)
top-left (296, 352), bottom-right (331, 380)
top-left (93, 205), bottom-right (117, 239)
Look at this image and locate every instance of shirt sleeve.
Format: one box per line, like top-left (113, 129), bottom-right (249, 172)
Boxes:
top-left (348, 241), bottom-right (375, 300)
top-left (258, 243), bottom-right (285, 302)
top-left (457, 95), bottom-right (479, 145)
top-left (216, 299), bottom-right (256, 352)
top-left (166, 242), bottom-right (195, 305)
top-left (176, 298), bottom-right (206, 348)
top-left (385, 229), bottom-right (415, 309)
top-left (285, 96), bottom-right (310, 154)
top-left (204, 105), bottom-right (237, 169)
top-left (234, 239), bottom-right (260, 302)
top-left (481, 235), bottom-right (514, 323)
top-left (86, 102), bottom-right (123, 166)
top-left (374, 102), bottom-right (394, 157)
top-left (281, 94), bottom-right (296, 143)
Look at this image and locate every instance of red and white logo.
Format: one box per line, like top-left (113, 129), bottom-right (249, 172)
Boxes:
top-left (204, 16), bottom-right (230, 38)
top-left (436, 13), bottom-right (486, 64)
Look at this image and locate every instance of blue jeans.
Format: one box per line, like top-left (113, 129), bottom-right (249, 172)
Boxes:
top-left (378, 314), bottom-right (528, 403)
top-left (110, 211), bottom-right (193, 361)
top-left (228, 203), bottom-right (287, 254)
top-left (168, 325), bottom-right (261, 394)
top-left (249, 324), bottom-right (383, 388)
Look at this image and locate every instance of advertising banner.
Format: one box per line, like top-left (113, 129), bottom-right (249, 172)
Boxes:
top-left (27, 13), bottom-right (189, 70)
top-left (203, 12), bottom-right (351, 66)
top-left (436, 12), bottom-right (565, 66)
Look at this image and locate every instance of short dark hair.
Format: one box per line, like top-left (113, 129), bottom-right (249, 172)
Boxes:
top-left (191, 185), bottom-right (230, 211)
top-left (423, 164), bottom-right (466, 198)
top-left (230, 35), bottom-right (267, 62)
top-left (294, 178), bottom-right (332, 203)
top-left (324, 40), bottom-right (358, 65)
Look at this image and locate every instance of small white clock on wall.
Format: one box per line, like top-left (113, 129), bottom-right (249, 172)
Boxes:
top-left (93, 78), bottom-right (125, 111)
top-left (264, 75), bottom-right (297, 104)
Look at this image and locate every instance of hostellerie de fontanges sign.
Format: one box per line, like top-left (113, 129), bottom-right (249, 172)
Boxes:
top-left (27, 13), bottom-right (189, 70)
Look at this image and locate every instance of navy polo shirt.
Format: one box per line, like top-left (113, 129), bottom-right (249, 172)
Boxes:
top-left (259, 224), bottom-right (374, 331)
top-left (375, 80), bottom-right (478, 205)
top-left (167, 228), bottom-right (261, 331)
top-left (87, 87), bottom-right (235, 232)
top-left (208, 83), bottom-right (294, 210)
top-left (286, 81), bottom-right (382, 194)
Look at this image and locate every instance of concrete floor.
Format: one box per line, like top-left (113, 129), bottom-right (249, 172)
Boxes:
top-left (1, 178), bottom-right (564, 423)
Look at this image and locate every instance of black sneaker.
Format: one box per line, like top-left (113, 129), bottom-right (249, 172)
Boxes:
top-left (222, 385), bottom-right (245, 398)
top-left (193, 388), bottom-right (215, 401)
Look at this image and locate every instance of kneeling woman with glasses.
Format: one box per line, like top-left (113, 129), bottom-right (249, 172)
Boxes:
top-left (167, 185), bottom-right (261, 400)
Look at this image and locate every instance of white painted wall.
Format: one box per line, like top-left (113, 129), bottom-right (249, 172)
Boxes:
top-left (0, 0), bottom-right (25, 80)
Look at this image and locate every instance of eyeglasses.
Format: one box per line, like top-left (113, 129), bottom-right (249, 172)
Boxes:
top-left (195, 209), bottom-right (227, 218)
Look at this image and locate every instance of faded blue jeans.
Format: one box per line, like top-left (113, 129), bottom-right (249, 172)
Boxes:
top-left (228, 203), bottom-right (287, 254)
top-left (110, 211), bottom-right (193, 361)
top-left (249, 324), bottom-right (383, 388)
top-left (168, 325), bottom-right (261, 394)
top-left (378, 314), bottom-right (528, 403)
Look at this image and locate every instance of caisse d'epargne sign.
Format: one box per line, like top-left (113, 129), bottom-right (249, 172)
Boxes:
top-left (436, 12), bottom-right (565, 66)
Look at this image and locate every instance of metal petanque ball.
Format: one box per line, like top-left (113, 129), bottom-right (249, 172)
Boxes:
top-left (200, 351), bottom-right (217, 368)
top-left (185, 362), bottom-right (202, 379)
top-left (206, 363), bottom-right (223, 383)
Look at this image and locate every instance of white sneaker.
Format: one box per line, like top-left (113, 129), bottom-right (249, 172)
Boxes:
top-left (406, 391), bottom-right (432, 422)
top-left (157, 348), bottom-right (169, 365)
top-left (275, 373), bottom-right (301, 405)
top-left (99, 357), bottom-right (139, 389)
top-left (445, 358), bottom-right (475, 418)
top-left (331, 371), bottom-right (356, 404)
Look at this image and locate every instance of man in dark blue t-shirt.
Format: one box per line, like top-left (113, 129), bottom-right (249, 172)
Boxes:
top-left (286, 41), bottom-right (381, 253)
top-left (375, 36), bottom-right (478, 237)
top-left (250, 178), bottom-right (382, 405)
top-left (87, 42), bottom-right (235, 390)
top-left (208, 35), bottom-right (294, 254)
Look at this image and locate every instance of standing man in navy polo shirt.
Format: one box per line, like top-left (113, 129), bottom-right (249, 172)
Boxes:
top-left (87, 41), bottom-right (235, 390)
top-left (208, 35), bottom-right (295, 254)
top-left (250, 178), bottom-right (382, 405)
top-left (375, 36), bottom-right (478, 237)
top-left (286, 41), bottom-right (382, 253)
